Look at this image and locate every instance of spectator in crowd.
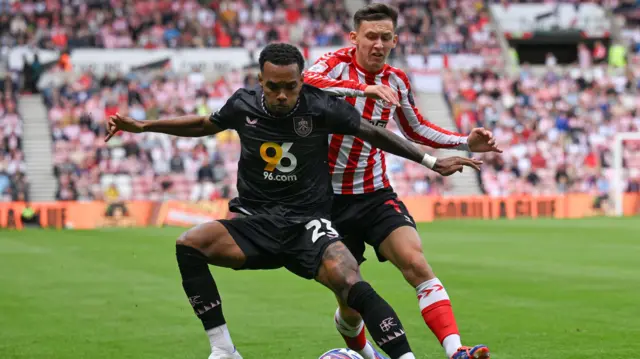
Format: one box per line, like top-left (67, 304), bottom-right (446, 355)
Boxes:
top-left (20, 201), bottom-right (41, 228)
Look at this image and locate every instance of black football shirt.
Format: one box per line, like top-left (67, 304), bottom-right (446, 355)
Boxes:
top-left (209, 84), bottom-right (361, 218)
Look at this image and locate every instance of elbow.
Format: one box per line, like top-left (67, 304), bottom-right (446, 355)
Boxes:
top-left (404, 131), bottom-right (426, 146)
top-left (200, 116), bottom-right (215, 136)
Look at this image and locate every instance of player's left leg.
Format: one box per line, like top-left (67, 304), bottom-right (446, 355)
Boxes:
top-left (378, 226), bottom-right (489, 359)
top-left (176, 221), bottom-right (246, 359)
top-left (176, 215), bottom-right (284, 359)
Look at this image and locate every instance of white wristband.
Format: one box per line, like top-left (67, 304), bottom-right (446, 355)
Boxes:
top-left (421, 153), bottom-right (437, 169)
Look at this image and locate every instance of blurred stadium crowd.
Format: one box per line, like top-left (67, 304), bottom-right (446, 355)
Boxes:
top-left (2, 0), bottom-right (640, 202)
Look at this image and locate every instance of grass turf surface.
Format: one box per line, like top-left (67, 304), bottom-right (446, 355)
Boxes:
top-left (1, 218), bottom-right (639, 358)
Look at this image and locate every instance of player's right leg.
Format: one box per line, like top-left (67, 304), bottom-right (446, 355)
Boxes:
top-left (378, 226), bottom-right (489, 359)
top-left (176, 221), bottom-right (246, 359)
top-left (315, 241), bottom-right (416, 359)
top-left (335, 190), bottom-right (489, 359)
top-left (329, 196), bottom-right (386, 359)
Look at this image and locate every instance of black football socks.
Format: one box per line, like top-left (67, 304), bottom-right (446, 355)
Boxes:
top-left (347, 281), bottom-right (413, 359)
top-left (176, 244), bottom-right (226, 330)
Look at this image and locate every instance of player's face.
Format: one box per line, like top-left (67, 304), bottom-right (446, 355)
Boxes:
top-left (351, 19), bottom-right (398, 72)
top-left (259, 62), bottom-right (303, 115)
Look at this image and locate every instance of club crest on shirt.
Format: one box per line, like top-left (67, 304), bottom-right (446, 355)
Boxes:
top-left (293, 116), bottom-right (313, 137)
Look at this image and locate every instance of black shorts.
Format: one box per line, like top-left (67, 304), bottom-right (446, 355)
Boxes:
top-left (331, 188), bottom-right (416, 264)
top-left (218, 214), bottom-right (341, 279)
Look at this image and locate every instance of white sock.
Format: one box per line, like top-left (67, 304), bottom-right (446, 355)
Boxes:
top-left (334, 308), bottom-right (364, 337)
top-left (334, 308), bottom-right (377, 359)
top-left (443, 334), bottom-right (462, 358)
top-left (206, 324), bottom-right (235, 353)
top-left (358, 343), bottom-right (378, 359)
top-left (415, 278), bottom-right (450, 312)
top-left (398, 353), bottom-right (417, 359)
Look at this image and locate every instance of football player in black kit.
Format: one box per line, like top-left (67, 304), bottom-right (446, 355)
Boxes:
top-left (105, 43), bottom-right (482, 359)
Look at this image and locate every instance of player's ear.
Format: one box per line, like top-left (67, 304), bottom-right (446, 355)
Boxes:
top-left (258, 72), bottom-right (263, 85)
top-left (392, 34), bottom-right (398, 48)
top-left (349, 31), bottom-right (358, 45)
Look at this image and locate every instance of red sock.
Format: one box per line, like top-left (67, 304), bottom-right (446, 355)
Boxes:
top-left (421, 300), bottom-right (459, 343)
top-left (341, 326), bottom-right (367, 351)
top-left (417, 278), bottom-right (460, 343)
top-left (334, 310), bottom-right (367, 351)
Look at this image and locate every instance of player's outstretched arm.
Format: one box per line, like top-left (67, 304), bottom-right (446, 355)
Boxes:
top-left (326, 93), bottom-right (481, 176)
top-left (305, 72), bottom-right (399, 106)
top-left (356, 119), bottom-right (483, 176)
top-left (390, 69), bottom-right (500, 153)
top-left (303, 50), bottom-right (399, 105)
top-left (105, 113), bottom-right (222, 141)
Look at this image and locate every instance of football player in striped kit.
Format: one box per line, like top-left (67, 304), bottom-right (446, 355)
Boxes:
top-left (304, 3), bottom-right (501, 359)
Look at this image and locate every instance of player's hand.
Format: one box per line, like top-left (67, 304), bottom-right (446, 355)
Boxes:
top-left (364, 85), bottom-right (400, 106)
top-left (105, 113), bottom-right (144, 142)
top-left (467, 127), bottom-right (502, 153)
top-left (432, 156), bottom-right (483, 176)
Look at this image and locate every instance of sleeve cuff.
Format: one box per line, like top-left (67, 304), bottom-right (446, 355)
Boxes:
top-left (456, 136), bottom-right (470, 151)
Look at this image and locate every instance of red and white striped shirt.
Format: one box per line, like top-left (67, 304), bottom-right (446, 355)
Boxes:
top-left (304, 47), bottom-right (469, 195)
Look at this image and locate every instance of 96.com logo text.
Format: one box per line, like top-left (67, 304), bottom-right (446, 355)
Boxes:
top-left (260, 142), bottom-right (298, 182)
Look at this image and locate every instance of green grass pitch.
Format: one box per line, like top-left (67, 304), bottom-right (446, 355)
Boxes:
top-left (1, 218), bottom-right (639, 358)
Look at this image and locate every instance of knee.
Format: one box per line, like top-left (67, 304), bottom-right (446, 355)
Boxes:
top-left (336, 274), bottom-right (363, 304)
top-left (176, 229), bottom-right (197, 248)
top-left (330, 260), bottom-right (363, 303)
top-left (398, 252), bottom-right (434, 285)
top-left (176, 223), bottom-right (211, 251)
top-left (328, 259), bottom-right (361, 286)
top-left (319, 243), bottom-right (363, 301)
top-left (341, 267), bottom-right (362, 291)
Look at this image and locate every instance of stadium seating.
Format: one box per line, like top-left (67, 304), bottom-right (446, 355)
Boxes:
top-left (34, 0), bottom-right (498, 199)
top-left (0, 79), bottom-right (29, 202)
top-left (434, 0), bottom-right (640, 197)
top-left (43, 70), bottom-right (248, 201)
top-left (3, 0), bottom-right (351, 50)
top-left (42, 69), bottom-right (456, 199)
top-left (382, 0), bottom-right (502, 68)
top-left (444, 62), bottom-right (640, 196)
top-left (29, 0), bottom-right (640, 200)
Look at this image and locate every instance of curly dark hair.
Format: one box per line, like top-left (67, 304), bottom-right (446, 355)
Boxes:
top-left (258, 43), bottom-right (305, 74)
